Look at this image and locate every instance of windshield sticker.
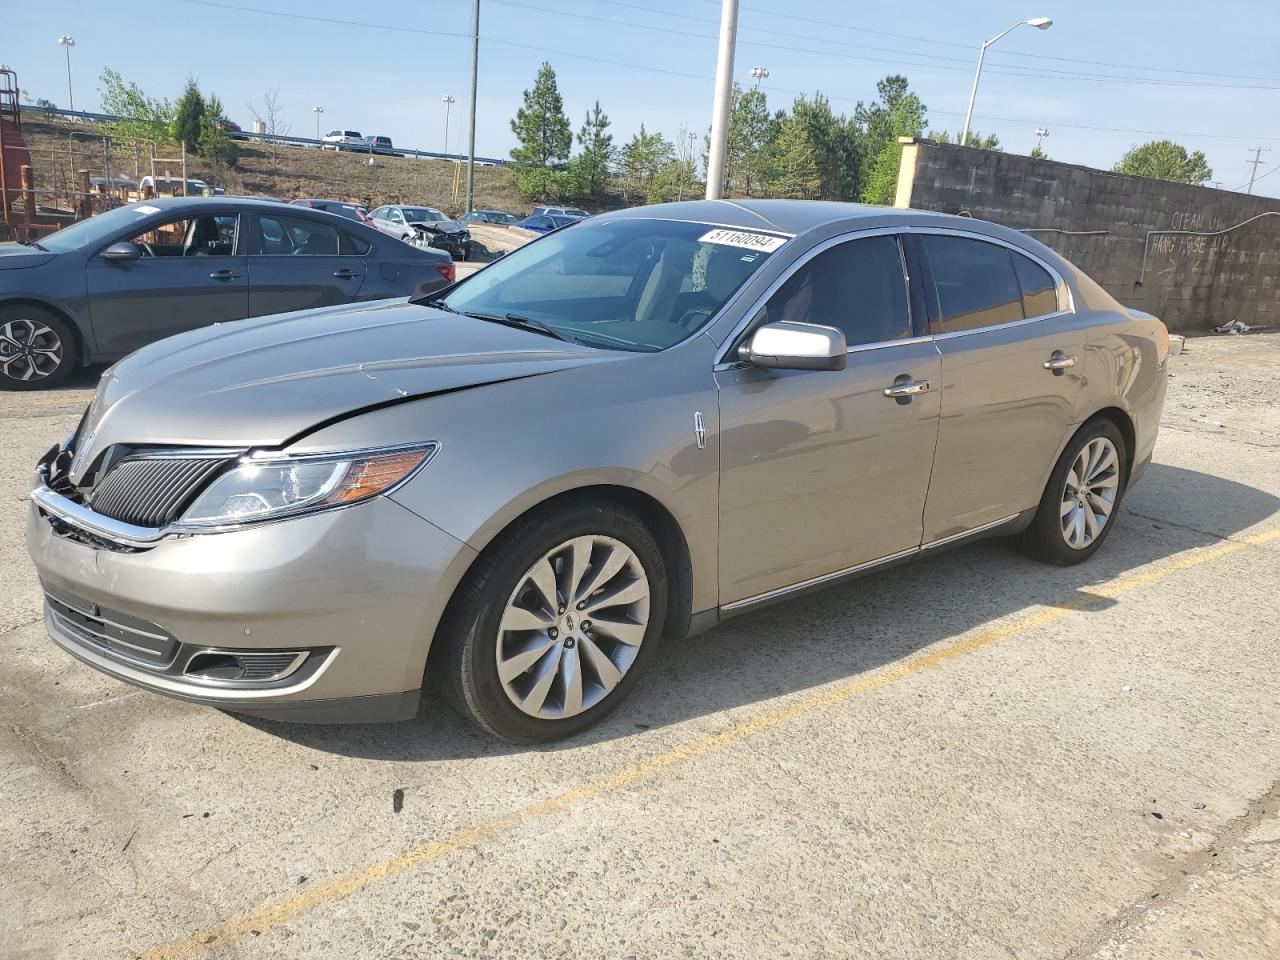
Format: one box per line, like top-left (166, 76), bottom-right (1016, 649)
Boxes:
top-left (698, 228), bottom-right (787, 253)
top-left (134, 205), bottom-right (161, 215)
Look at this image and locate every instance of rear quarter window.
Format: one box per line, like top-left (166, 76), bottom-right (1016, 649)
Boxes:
top-left (1012, 252), bottom-right (1060, 318)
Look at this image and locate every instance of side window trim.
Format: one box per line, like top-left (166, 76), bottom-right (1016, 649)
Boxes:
top-left (909, 227), bottom-right (1073, 340)
top-left (715, 227), bottom-right (926, 367)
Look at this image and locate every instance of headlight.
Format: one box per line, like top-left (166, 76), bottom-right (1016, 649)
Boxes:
top-left (174, 442), bottom-right (437, 530)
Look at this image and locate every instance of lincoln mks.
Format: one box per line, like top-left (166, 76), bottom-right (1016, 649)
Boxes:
top-left (27, 200), bottom-right (1168, 742)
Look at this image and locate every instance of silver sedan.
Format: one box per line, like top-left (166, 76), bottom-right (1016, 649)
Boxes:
top-left (26, 200), bottom-right (1169, 742)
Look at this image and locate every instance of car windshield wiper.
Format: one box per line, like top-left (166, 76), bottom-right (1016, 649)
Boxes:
top-left (464, 311), bottom-right (573, 343)
top-left (422, 297), bottom-right (457, 313)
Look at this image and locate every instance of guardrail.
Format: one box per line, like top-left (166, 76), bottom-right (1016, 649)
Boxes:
top-left (18, 104), bottom-right (507, 166)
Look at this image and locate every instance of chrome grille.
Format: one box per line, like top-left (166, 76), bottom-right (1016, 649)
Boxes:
top-left (88, 455), bottom-right (231, 528)
top-left (45, 589), bottom-right (177, 666)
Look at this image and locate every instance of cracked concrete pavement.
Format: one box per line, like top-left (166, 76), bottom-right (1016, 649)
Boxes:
top-left (1, 334), bottom-right (1278, 959)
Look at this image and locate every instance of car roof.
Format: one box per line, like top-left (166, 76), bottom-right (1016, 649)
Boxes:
top-left (598, 199), bottom-right (1002, 236)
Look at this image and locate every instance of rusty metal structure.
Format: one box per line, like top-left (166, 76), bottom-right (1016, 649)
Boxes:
top-left (0, 65), bottom-right (36, 236)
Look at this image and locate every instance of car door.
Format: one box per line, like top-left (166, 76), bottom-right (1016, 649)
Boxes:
top-left (246, 211), bottom-right (368, 316)
top-left (84, 211), bottom-right (248, 356)
top-left (715, 231), bottom-right (942, 606)
top-left (913, 231), bottom-right (1085, 541)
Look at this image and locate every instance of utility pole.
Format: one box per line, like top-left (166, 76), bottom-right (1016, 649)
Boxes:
top-left (464, 0), bottom-right (480, 215)
top-left (705, 0), bottom-right (739, 200)
top-left (312, 105), bottom-right (323, 141)
top-left (1246, 146), bottom-right (1270, 194)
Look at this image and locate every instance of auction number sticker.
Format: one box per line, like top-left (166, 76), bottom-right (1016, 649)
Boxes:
top-left (134, 205), bottom-right (161, 215)
top-left (698, 228), bottom-right (788, 252)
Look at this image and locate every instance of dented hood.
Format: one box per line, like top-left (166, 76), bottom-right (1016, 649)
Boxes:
top-left (70, 299), bottom-right (614, 478)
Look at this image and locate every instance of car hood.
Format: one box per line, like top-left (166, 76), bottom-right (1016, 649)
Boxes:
top-left (0, 243), bottom-right (57, 270)
top-left (68, 299), bottom-right (618, 480)
top-left (409, 220), bottom-right (465, 234)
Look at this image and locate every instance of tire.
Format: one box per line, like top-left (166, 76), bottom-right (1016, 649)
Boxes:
top-left (434, 497), bottom-right (667, 743)
top-left (0, 304), bottom-right (77, 391)
top-left (1021, 419), bottom-right (1128, 565)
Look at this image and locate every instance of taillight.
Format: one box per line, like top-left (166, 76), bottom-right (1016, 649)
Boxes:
top-left (436, 263), bottom-right (456, 283)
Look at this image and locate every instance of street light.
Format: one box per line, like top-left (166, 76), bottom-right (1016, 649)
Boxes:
top-left (441, 95), bottom-right (456, 156)
top-left (960, 16), bottom-right (1052, 146)
top-left (749, 65), bottom-right (769, 90)
top-left (57, 35), bottom-right (75, 113)
top-left (1034, 127), bottom-right (1049, 152)
top-left (312, 105), bottom-right (324, 142)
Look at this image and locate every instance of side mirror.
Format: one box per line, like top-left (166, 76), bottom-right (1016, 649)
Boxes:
top-left (101, 241), bottom-right (142, 263)
top-left (740, 321), bottom-right (848, 371)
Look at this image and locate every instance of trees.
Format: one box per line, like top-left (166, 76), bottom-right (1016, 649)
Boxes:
top-left (510, 62), bottom-right (572, 169)
top-left (197, 94), bottom-right (238, 169)
top-left (858, 75), bottom-right (928, 205)
top-left (725, 85), bottom-right (779, 196)
top-left (788, 94), bottom-right (859, 200)
top-left (1113, 140), bottom-right (1212, 185)
top-left (98, 68), bottom-right (171, 143)
top-left (619, 125), bottom-right (674, 201)
top-left (248, 86), bottom-right (289, 171)
top-left (769, 112), bottom-right (821, 199)
top-left (929, 129), bottom-right (1001, 150)
top-left (170, 77), bottom-right (205, 148)
top-left (575, 101), bottom-right (614, 198)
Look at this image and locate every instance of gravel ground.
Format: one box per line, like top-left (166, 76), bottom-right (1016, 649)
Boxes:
top-left (1, 333), bottom-right (1277, 960)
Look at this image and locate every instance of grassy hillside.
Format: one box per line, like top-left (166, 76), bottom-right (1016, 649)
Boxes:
top-left (19, 118), bottom-right (541, 217)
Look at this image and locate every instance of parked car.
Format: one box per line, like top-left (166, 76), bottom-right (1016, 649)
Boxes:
top-left (138, 175), bottom-right (219, 198)
top-left (321, 129), bottom-right (365, 151)
top-left (459, 209), bottom-right (519, 225)
top-left (369, 205), bottom-right (471, 260)
top-left (0, 197), bottom-right (454, 389)
top-left (214, 117), bottom-right (248, 140)
top-left (290, 198), bottom-right (375, 227)
top-left (532, 205), bottom-right (588, 219)
top-left (26, 200), bottom-right (1168, 742)
top-left (365, 135), bottom-right (398, 156)
top-left (517, 213), bottom-right (579, 234)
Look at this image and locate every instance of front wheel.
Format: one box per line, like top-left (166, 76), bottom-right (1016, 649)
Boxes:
top-left (0, 304), bottom-right (76, 390)
top-left (1021, 419), bottom-right (1127, 565)
top-left (434, 498), bottom-right (667, 743)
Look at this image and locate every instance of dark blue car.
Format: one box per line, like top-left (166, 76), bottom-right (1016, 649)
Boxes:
top-left (0, 198), bottom-right (454, 390)
top-left (516, 213), bottom-right (581, 235)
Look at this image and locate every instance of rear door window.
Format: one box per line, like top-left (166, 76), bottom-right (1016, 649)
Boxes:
top-left (254, 214), bottom-right (343, 256)
top-left (921, 235), bottom-right (1023, 333)
top-left (1012, 252), bottom-right (1060, 318)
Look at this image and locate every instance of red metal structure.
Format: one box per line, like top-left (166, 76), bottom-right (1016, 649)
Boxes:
top-left (0, 67), bottom-right (34, 228)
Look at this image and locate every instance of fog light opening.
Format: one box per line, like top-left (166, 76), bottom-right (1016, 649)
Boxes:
top-left (186, 652), bottom-right (245, 681)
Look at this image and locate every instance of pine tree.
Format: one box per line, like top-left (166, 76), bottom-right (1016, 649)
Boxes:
top-left (576, 101), bottom-right (614, 198)
top-left (170, 77), bottom-right (205, 149)
top-left (197, 93), bottom-right (238, 169)
top-left (620, 125), bottom-right (674, 200)
top-left (510, 62), bottom-right (572, 169)
top-left (769, 114), bottom-right (821, 199)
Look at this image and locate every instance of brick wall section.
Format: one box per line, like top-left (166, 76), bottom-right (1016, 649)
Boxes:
top-left (895, 138), bottom-right (1280, 333)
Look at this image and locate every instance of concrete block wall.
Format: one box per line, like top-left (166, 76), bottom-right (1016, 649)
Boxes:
top-left (895, 139), bottom-right (1280, 333)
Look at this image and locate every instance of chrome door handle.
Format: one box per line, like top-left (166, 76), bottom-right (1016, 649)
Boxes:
top-left (884, 378), bottom-right (931, 399)
top-left (1043, 352), bottom-right (1077, 373)
top-left (332, 269), bottom-right (361, 279)
top-left (209, 269), bottom-right (241, 280)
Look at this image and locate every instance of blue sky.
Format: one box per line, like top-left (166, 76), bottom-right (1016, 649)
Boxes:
top-left (10, 0), bottom-right (1280, 197)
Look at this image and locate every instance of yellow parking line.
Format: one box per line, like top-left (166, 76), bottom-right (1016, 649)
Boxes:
top-left (140, 527), bottom-right (1280, 960)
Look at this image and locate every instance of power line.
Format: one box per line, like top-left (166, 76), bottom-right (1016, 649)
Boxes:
top-left (690, 0), bottom-right (1280, 84)
top-left (505, 0), bottom-right (1280, 90)
top-left (1236, 162), bottom-right (1278, 192)
top-left (162, 0), bottom-right (1280, 146)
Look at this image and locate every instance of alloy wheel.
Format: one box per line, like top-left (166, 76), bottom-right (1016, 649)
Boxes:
top-left (496, 535), bottom-right (651, 720)
top-left (0, 318), bottom-right (63, 383)
top-left (1060, 437), bottom-right (1120, 549)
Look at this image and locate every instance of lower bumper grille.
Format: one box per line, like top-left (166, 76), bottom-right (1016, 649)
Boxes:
top-left (45, 588), bottom-right (177, 666)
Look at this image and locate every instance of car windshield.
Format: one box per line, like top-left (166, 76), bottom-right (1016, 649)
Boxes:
top-left (565, 209), bottom-right (588, 218)
top-left (313, 202), bottom-right (363, 221)
top-left (439, 218), bottom-right (786, 352)
top-left (37, 203), bottom-right (171, 254)
top-left (403, 208), bottom-right (447, 222)
top-left (485, 212), bottom-right (517, 223)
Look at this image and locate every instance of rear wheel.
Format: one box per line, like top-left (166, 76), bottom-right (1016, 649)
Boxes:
top-left (0, 304), bottom-right (76, 390)
top-left (1022, 419), bottom-right (1127, 565)
top-left (435, 498), bottom-right (667, 743)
